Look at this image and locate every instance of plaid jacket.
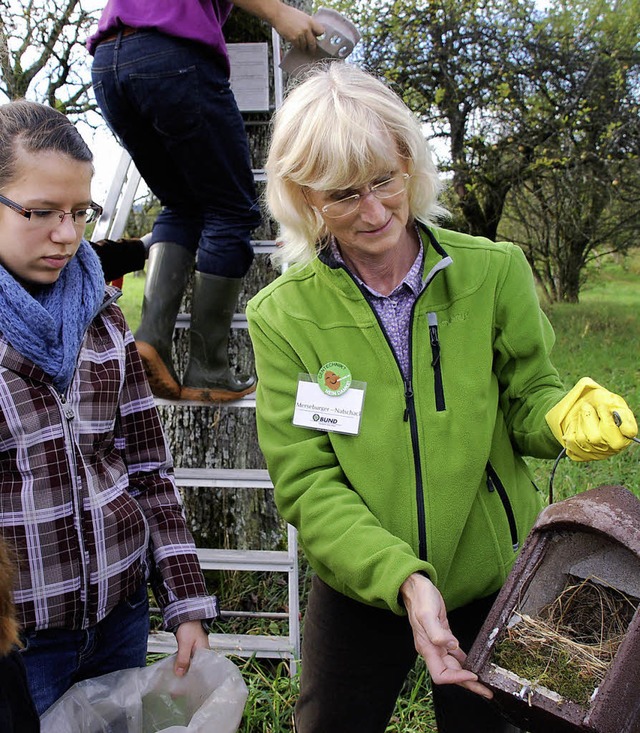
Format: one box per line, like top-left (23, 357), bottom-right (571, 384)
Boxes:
top-left (0, 288), bottom-right (218, 632)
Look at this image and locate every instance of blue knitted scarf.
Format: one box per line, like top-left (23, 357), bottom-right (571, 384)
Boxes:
top-left (0, 240), bottom-right (105, 392)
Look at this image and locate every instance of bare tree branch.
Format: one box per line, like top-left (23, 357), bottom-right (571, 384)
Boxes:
top-left (0, 0), bottom-right (98, 115)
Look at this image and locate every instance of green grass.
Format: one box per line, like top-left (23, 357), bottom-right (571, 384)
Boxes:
top-left (528, 256), bottom-right (640, 502)
top-left (114, 271), bottom-right (145, 332)
top-left (133, 249), bottom-right (639, 732)
top-left (235, 654), bottom-right (436, 733)
top-left (237, 658), bottom-right (299, 732)
top-left (386, 662), bottom-right (437, 732)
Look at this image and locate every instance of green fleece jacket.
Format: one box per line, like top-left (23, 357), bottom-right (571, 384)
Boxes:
top-left (246, 224), bottom-right (566, 614)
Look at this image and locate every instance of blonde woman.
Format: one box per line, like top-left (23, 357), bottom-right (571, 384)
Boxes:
top-left (246, 63), bottom-right (637, 732)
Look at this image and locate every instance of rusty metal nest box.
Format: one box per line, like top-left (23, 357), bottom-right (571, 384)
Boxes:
top-left (466, 485), bottom-right (640, 733)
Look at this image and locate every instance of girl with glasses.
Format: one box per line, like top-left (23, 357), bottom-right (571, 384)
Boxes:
top-left (0, 99), bottom-right (218, 716)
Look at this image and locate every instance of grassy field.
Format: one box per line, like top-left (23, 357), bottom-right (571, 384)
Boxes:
top-left (120, 249), bottom-right (639, 732)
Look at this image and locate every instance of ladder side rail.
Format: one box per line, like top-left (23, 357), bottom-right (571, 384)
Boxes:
top-left (287, 523), bottom-right (300, 675)
top-left (106, 164), bottom-right (143, 241)
top-left (272, 28), bottom-right (284, 109)
top-left (92, 148), bottom-right (137, 240)
top-left (92, 148), bottom-right (133, 239)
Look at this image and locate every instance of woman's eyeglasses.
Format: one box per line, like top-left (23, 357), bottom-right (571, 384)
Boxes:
top-left (318, 173), bottom-right (410, 219)
top-left (0, 193), bottom-right (103, 227)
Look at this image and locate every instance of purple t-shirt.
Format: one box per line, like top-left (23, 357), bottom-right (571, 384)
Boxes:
top-left (87, 0), bottom-right (233, 66)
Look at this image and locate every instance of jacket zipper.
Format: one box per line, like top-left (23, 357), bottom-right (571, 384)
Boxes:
top-left (403, 305), bottom-right (428, 561)
top-left (343, 269), bottom-right (430, 562)
top-left (58, 391), bottom-right (91, 629)
top-left (403, 377), bottom-right (428, 560)
top-left (324, 225), bottom-right (452, 566)
top-left (486, 462), bottom-right (519, 551)
top-left (427, 312), bottom-right (445, 411)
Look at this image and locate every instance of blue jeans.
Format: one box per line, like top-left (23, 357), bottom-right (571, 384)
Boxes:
top-left (92, 29), bottom-right (260, 278)
top-left (19, 583), bottom-right (150, 716)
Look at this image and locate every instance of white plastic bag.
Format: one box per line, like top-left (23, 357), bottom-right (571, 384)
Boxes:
top-left (40, 649), bottom-right (248, 733)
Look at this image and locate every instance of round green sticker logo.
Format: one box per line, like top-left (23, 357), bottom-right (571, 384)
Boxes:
top-left (318, 362), bottom-right (352, 396)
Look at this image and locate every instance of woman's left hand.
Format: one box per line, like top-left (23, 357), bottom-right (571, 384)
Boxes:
top-left (400, 573), bottom-right (493, 698)
top-left (173, 620), bottom-right (211, 677)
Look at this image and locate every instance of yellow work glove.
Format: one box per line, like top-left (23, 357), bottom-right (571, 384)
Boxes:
top-left (545, 377), bottom-right (638, 461)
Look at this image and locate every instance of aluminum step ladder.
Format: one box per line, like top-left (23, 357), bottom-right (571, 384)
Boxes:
top-left (148, 468), bottom-right (299, 668)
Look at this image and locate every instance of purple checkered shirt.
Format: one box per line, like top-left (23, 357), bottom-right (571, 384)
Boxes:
top-left (329, 236), bottom-right (425, 377)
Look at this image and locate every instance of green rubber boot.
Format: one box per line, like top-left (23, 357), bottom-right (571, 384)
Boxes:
top-left (134, 242), bottom-right (194, 400)
top-left (181, 271), bottom-right (256, 402)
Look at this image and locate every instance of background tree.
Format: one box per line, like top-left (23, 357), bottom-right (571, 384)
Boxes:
top-left (324, 0), bottom-right (640, 301)
top-left (499, 0), bottom-right (640, 302)
top-left (328, 0), bottom-right (541, 240)
top-left (123, 191), bottom-right (161, 243)
top-left (0, 0), bottom-right (97, 114)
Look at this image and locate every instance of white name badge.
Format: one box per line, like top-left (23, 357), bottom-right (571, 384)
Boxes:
top-left (293, 374), bottom-right (366, 435)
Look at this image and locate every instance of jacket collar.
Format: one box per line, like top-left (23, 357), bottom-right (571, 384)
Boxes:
top-left (316, 220), bottom-right (453, 284)
top-left (419, 222), bottom-right (454, 286)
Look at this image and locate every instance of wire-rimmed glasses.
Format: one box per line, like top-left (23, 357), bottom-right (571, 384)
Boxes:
top-left (318, 173), bottom-right (411, 219)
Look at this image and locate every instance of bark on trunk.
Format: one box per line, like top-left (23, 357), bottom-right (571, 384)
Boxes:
top-left (160, 248), bottom-right (282, 551)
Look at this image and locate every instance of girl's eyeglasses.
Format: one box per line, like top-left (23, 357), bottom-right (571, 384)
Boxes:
top-left (0, 192), bottom-right (103, 227)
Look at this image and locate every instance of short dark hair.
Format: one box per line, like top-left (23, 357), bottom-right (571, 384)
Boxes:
top-left (0, 99), bottom-right (93, 188)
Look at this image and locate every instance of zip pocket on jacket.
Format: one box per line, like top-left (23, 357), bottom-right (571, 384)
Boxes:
top-left (486, 462), bottom-right (519, 551)
top-left (427, 312), bottom-right (445, 411)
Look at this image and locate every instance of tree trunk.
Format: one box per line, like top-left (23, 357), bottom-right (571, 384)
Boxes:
top-left (160, 247), bottom-right (282, 551)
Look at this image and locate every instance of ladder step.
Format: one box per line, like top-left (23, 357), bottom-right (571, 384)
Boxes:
top-left (175, 313), bottom-right (248, 329)
top-left (174, 467), bottom-right (272, 488)
top-left (148, 630), bottom-right (295, 659)
top-left (150, 606), bottom-right (288, 621)
top-left (155, 393), bottom-right (256, 408)
top-left (220, 610), bottom-right (288, 620)
top-left (251, 239), bottom-right (279, 253)
top-left (197, 548), bottom-right (293, 572)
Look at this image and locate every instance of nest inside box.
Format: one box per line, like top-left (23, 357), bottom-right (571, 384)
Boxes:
top-left (466, 487), bottom-right (640, 733)
top-left (492, 576), bottom-right (638, 706)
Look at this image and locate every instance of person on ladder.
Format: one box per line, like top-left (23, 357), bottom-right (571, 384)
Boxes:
top-left (88, 0), bottom-right (324, 402)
